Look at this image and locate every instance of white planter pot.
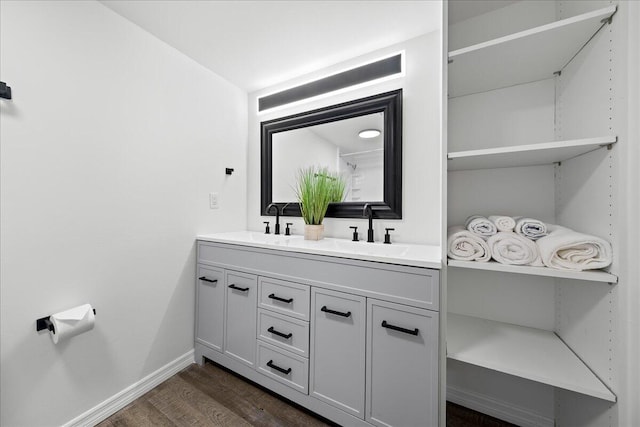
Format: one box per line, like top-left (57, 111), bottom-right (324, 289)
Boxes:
top-left (304, 224), bottom-right (325, 240)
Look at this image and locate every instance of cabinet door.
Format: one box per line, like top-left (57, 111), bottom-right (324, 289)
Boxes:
top-left (310, 288), bottom-right (365, 418)
top-left (366, 299), bottom-right (439, 427)
top-left (224, 270), bottom-right (258, 367)
top-left (196, 265), bottom-right (225, 352)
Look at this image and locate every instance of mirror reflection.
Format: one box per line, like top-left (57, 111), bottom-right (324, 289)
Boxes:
top-left (272, 112), bottom-right (384, 203)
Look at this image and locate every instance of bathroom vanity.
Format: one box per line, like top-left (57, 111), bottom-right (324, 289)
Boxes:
top-left (195, 231), bottom-right (441, 427)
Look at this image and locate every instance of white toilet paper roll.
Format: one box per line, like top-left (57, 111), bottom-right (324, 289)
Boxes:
top-left (50, 303), bottom-right (95, 344)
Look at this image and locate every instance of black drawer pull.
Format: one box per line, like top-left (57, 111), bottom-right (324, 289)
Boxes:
top-left (268, 293), bottom-right (294, 304)
top-left (321, 306), bottom-right (351, 318)
top-left (267, 326), bottom-right (293, 339)
top-left (228, 284), bottom-right (249, 292)
top-left (198, 276), bottom-right (218, 283)
top-left (381, 320), bottom-right (419, 336)
top-left (266, 360), bottom-right (291, 375)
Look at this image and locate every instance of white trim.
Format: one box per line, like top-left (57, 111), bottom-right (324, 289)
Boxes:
top-left (63, 350), bottom-right (195, 427)
top-left (447, 385), bottom-right (554, 427)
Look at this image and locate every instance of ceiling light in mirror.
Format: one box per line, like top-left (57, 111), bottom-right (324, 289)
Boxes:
top-left (358, 129), bottom-right (381, 139)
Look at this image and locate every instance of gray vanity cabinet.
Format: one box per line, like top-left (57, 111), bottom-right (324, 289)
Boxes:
top-left (195, 240), bottom-right (440, 427)
top-left (195, 265), bottom-right (225, 352)
top-left (366, 299), bottom-right (439, 427)
top-left (310, 288), bottom-right (366, 418)
top-left (223, 270), bottom-right (258, 367)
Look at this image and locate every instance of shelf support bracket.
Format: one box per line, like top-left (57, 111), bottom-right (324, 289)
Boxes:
top-left (600, 16), bottom-right (613, 25)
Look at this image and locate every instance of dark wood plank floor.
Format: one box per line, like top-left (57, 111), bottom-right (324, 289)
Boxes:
top-left (98, 361), bottom-right (516, 427)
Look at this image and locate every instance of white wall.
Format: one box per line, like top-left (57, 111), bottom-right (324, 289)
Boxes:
top-left (248, 30), bottom-right (443, 245)
top-left (0, 1), bottom-right (247, 425)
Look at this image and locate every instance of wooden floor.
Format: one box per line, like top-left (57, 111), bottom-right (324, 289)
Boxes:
top-left (98, 361), bottom-right (516, 427)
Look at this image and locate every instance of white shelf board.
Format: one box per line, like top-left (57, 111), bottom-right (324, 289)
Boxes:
top-left (448, 5), bottom-right (617, 98)
top-left (447, 313), bottom-right (616, 402)
top-left (448, 259), bottom-right (617, 284)
top-left (447, 136), bottom-right (617, 171)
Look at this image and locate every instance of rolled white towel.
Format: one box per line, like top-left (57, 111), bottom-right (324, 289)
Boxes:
top-left (448, 226), bottom-right (491, 262)
top-left (465, 215), bottom-right (497, 240)
top-left (536, 225), bottom-right (612, 271)
top-left (488, 231), bottom-right (543, 266)
top-left (514, 217), bottom-right (548, 240)
top-left (488, 215), bottom-right (516, 232)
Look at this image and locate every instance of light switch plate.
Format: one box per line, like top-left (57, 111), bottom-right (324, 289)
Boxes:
top-left (209, 192), bottom-right (220, 209)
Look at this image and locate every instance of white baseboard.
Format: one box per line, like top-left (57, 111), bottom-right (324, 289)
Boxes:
top-left (447, 385), bottom-right (554, 427)
top-left (64, 349), bottom-right (195, 427)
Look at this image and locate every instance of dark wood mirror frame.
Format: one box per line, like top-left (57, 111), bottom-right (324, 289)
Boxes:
top-left (261, 89), bottom-right (402, 219)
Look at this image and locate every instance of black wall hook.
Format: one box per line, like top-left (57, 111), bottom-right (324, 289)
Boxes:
top-left (225, 168), bottom-right (234, 175)
top-left (0, 82), bottom-right (11, 100)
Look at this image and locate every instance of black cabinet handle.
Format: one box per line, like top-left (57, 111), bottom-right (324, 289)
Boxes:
top-left (228, 284), bottom-right (249, 292)
top-left (381, 320), bottom-right (419, 336)
top-left (198, 276), bottom-right (218, 283)
top-left (321, 306), bottom-right (351, 318)
top-left (268, 293), bottom-right (293, 304)
top-left (267, 326), bottom-right (293, 339)
top-left (266, 360), bottom-right (291, 375)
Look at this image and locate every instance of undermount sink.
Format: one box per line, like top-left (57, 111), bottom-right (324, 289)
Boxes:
top-left (215, 230), bottom-right (294, 245)
top-left (197, 230), bottom-right (441, 269)
top-left (311, 238), bottom-right (411, 258)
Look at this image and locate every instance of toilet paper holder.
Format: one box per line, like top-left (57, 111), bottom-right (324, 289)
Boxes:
top-left (36, 308), bottom-right (97, 333)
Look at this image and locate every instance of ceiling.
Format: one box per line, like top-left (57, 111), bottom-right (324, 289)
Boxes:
top-left (310, 112), bottom-right (384, 155)
top-left (100, 1), bottom-right (442, 92)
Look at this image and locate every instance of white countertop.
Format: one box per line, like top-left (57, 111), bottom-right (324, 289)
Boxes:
top-left (197, 231), bottom-right (441, 269)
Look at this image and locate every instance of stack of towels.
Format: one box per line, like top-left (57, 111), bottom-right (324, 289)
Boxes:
top-left (448, 215), bottom-right (612, 271)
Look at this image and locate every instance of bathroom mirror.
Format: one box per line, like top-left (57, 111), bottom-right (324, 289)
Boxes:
top-left (261, 89), bottom-right (402, 219)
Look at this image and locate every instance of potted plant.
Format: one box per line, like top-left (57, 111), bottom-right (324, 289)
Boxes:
top-left (294, 166), bottom-right (346, 240)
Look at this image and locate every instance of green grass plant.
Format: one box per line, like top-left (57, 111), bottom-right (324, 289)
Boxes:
top-left (295, 166), bottom-right (346, 225)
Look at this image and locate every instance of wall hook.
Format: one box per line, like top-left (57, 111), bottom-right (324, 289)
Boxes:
top-left (225, 168), bottom-right (234, 175)
top-left (0, 82), bottom-right (12, 100)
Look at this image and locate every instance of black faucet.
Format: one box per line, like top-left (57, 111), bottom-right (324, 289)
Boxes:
top-left (266, 203), bottom-right (281, 235)
top-left (363, 203), bottom-right (375, 243)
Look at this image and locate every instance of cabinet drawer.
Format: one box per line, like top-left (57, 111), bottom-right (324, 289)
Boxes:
top-left (257, 309), bottom-right (309, 358)
top-left (196, 265), bottom-right (225, 352)
top-left (366, 299), bottom-right (439, 427)
top-left (310, 288), bottom-right (366, 418)
top-left (258, 277), bottom-right (310, 321)
top-left (224, 271), bottom-right (258, 367)
top-left (257, 341), bottom-right (309, 394)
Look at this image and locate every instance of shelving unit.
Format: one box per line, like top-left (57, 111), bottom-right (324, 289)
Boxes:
top-left (447, 136), bottom-right (617, 171)
top-left (447, 313), bottom-right (616, 402)
top-left (448, 260), bottom-right (617, 284)
top-left (445, 1), bottom-right (624, 424)
top-left (448, 5), bottom-right (617, 97)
